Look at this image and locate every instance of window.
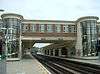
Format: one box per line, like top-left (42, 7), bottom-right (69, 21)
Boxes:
top-left (55, 24), bottom-right (61, 32)
top-left (68, 25), bottom-right (76, 33)
top-left (63, 25), bottom-right (68, 32)
top-left (47, 24), bottom-right (52, 32)
top-left (22, 24), bottom-right (29, 32)
top-left (40, 24), bottom-right (45, 32)
top-left (81, 20), bottom-right (97, 56)
top-left (32, 24), bottom-right (36, 32)
top-left (3, 18), bottom-right (21, 58)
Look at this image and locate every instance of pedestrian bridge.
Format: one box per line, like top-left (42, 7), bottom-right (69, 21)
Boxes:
top-left (0, 13), bottom-right (100, 74)
top-left (0, 13), bottom-right (99, 61)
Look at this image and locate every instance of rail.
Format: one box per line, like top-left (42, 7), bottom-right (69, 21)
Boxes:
top-left (32, 54), bottom-right (100, 74)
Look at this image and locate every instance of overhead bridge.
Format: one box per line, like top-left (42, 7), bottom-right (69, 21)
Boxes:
top-left (0, 13), bottom-right (100, 60)
top-left (0, 13), bottom-right (100, 74)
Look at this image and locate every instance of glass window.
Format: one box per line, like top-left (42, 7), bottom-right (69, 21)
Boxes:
top-left (68, 25), bottom-right (76, 33)
top-left (81, 20), bottom-right (97, 56)
top-left (22, 24), bottom-right (29, 32)
top-left (2, 18), bottom-right (21, 59)
top-left (55, 24), bottom-right (61, 32)
top-left (47, 24), bottom-right (52, 32)
top-left (32, 24), bottom-right (36, 32)
top-left (40, 24), bottom-right (45, 32)
top-left (63, 25), bottom-right (68, 32)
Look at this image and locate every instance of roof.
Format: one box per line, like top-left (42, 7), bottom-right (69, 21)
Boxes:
top-left (23, 19), bottom-right (75, 23)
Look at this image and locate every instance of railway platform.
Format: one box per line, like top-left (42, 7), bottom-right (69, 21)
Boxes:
top-left (7, 53), bottom-right (51, 74)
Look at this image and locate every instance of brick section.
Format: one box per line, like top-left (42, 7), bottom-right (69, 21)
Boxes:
top-left (45, 24), bottom-right (47, 32)
top-left (52, 24), bottom-right (55, 32)
top-left (36, 24), bottom-right (39, 32)
top-left (61, 24), bottom-right (63, 32)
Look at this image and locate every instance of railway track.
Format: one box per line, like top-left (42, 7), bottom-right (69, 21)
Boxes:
top-left (33, 54), bottom-right (100, 74)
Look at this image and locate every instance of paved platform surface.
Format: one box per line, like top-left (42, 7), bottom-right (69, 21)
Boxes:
top-left (7, 53), bottom-right (50, 74)
top-left (0, 60), bottom-right (6, 74)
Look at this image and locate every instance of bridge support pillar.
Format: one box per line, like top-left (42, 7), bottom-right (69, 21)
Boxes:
top-left (46, 50), bottom-right (47, 55)
top-left (75, 22), bottom-right (83, 57)
top-left (42, 49), bottom-right (45, 55)
top-left (46, 50), bottom-right (48, 55)
top-left (19, 39), bottom-right (22, 60)
top-left (44, 50), bottom-right (46, 55)
top-left (58, 49), bottom-right (62, 56)
top-left (49, 49), bottom-right (51, 55)
top-left (53, 49), bottom-right (55, 56)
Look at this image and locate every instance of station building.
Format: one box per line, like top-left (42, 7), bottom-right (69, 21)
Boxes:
top-left (0, 13), bottom-right (100, 60)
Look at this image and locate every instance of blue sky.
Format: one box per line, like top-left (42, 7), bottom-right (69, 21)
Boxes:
top-left (0, 0), bottom-right (100, 48)
top-left (0, 0), bottom-right (100, 20)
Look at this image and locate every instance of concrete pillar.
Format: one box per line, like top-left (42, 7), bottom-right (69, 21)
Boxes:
top-left (53, 49), bottom-right (55, 56)
top-left (19, 39), bottom-right (22, 60)
top-left (58, 49), bottom-right (62, 56)
top-left (75, 22), bottom-right (83, 57)
top-left (46, 50), bottom-right (48, 55)
top-left (19, 19), bottom-right (22, 60)
top-left (49, 49), bottom-right (51, 55)
top-left (67, 48), bottom-right (70, 57)
top-left (42, 49), bottom-right (45, 55)
top-left (98, 52), bottom-right (100, 60)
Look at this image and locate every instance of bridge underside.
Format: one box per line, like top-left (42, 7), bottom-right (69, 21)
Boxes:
top-left (21, 39), bottom-right (76, 58)
top-left (21, 32), bottom-right (76, 58)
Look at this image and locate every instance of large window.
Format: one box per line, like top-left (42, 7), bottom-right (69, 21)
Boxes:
top-left (81, 20), bottom-right (97, 56)
top-left (3, 18), bottom-right (21, 34)
top-left (32, 24), bottom-right (36, 32)
top-left (3, 18), bottom-right (21, 58)
top-left (47, 24), bottom-right (52, 32)
top-left (68, 25), bottom-right (76, 33)
top-left (40, 24), bottom-right (45, 32)
top-left (22, 24), bottom-right (29, 32)
top-left (55, 24), bottom-right (61, 32)
top-left (63, 25), bottom-right (68, 33)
